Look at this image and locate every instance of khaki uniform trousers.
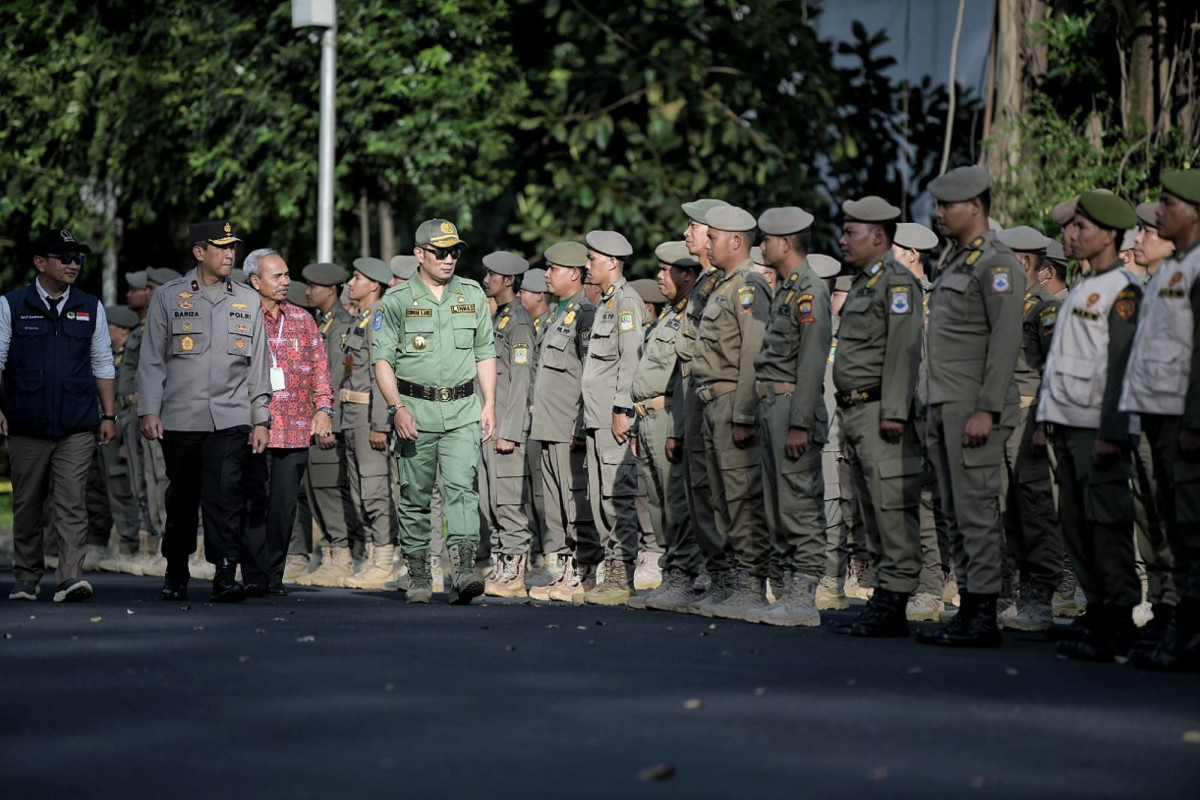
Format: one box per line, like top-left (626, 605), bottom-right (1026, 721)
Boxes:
top-left (536, 440), bottom-right (601, 565)
top-left (1050, 424), bottom-right (1140, 607)
top-left (10, 432), bottom-right (96, 585)
top-left (479, 442), bottom-right (532, 556)
top-left (140, 436), bottom-right (168, 538)
top-left (927, 401), bottom-right (1012, 595)
top-left (758, 391), bottom-right (826, 579)
top-left (344, 427), bottom-right (398, 549)
top-left (682, 381), bottom-right (726, 568)
top-left (636, 406), bottom-right (701, 575)
top-left (840, 401), bottom-right (921, 593)
top-left (586, 426), bottom-right (641, 563)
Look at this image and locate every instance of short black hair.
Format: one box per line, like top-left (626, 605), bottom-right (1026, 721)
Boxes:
top-left (978, 189), bottom-right (992, 216)
top-left (790, 229), bottom-right (812, 253)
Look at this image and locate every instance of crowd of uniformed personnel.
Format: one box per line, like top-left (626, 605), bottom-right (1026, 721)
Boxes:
top-left (37, 165), bottom-right (1200, 673)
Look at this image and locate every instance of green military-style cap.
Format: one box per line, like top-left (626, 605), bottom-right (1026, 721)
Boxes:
top-left (1077, 191), bottom-right (1137, 231)
top-left (287, 281), bottom-right (311, 308)
top-left (482, 251), bottom-right (529, 276)
top-left (125, 270), bottom-right (148, 290)
top-left (705, 205), bottom-right (756, 233)
top-left (302, 262), bottom-right (348, 286)
top-left (390, 255), bottom-right (418, 281)
top-left (681, 198), bottom-right (729, 223)
top-left (189, 220), bottom-right (241, 246)
top-left (147, 267), bottom-right (182, 286)
top-left (750, 245), bottom-right (767, 266)
top-left (894, 222), bottom-right (939, 251)
top-left (928, 166), bottom-right (991, 202)
top-left (997, 225), bottom-right (1051, 254)
top-left (1051, 188), bottom-right (1113, 226)
top-left (842, 196), bottom-right (901, 223)
top-left (544, 241), bottom-right (587, 268)
top-left (809, 253), bottom-right (842, 279)
top-left (1046, 239), bottom-right (1067, 264)
top-left (1135, 202), bottom-right (1159, 228)
top-left (353, 256), bottom-right (392, 286)
top-left (105, 304), bottom-right (139, 329)
top-left (631, 278), bottom-right (666, 304)
top-left (655, 241), bottom-right (700, 271)
top-left (757, 206), bottom-right (815, 235)
top-left (1162, 169), bottom-right (1200, 205)
top-left (521, 268), bottom-right (548, 293)
top-left (415, 218), bottom-right (466, 248)
top-left (585, 230), bottom-right (633, 259)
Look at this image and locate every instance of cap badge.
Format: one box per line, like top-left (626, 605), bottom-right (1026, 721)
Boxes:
top-left (440, 222), bottom-right (455, 234)
top-left (224, 223), bottom-right (232, 234)
top-left (61, 230), bottom-right (77, 243)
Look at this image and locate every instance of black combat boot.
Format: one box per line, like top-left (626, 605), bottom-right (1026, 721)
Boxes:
top-left (830, 588), bottom-right (910, 637)
top-left (210, 557), bottom-right (246, 603)
top-left (1130, 598), bottom-right (1200, 671)
top-left (915, 592), bottom-right (1002, 648)
top-left (160, 559), bottom-right (189, 601)
top-left (1057, 605), bottom-right (1137, 662)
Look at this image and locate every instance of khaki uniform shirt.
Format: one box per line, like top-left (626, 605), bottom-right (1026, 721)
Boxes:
top-left (314, 304), bottom-right (352, 432)
top-left (832, 254), bottom-right (923, 421)
top-left (372, 275), bottom-right (495, 434)
top-left (529, 290), bottom-right (594, 443)
top-left (137, 271), bottom-right (271, 431)
top-left (581, 277), bottom-right (645, 429)
top-left (339, 299), bottom-right (390, 433)
top-left (927, 232), bottom-right (1025, 413)
top-left (691, 260), bottom-right (771, 426)
top-left (671, 266), bottom-right (724, 437)
top-left (754, 260), bottom-right (833, 441)
top-left (115, 318), bottom-right (144, 403)
top-left (1015, 283), bottom-right (1061, 398)
top-left (632, 297), bottom-right (687, 404)
top-left (491, 299), bottom-right (534, 443)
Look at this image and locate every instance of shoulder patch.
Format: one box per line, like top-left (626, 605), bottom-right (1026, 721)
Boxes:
top-left (619, 310), bottom-right (635, 331)
top-left (889, 286), bottom-right (912, 314)
top-left (738, 286), bottom-right (755, 312)
top-left (1115, 298), bottom-right (1136, 320)
top-left (513, 344), bottom-right (529, 365)
top-left (991, 267), bottom-right (1011, 292)
top-left (372, 310), bottom-right (384, 331)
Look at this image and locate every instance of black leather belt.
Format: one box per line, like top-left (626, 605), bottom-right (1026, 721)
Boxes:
top-left (835, 385), bottom-right (881, 409)
top-left (396, 380), bottom-right (474, 402)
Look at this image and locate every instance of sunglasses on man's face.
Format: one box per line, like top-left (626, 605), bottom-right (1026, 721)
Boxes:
top-left (47, 253), bottom-right (85, 266)
top-left (420, 245), bottom-right (464, 260)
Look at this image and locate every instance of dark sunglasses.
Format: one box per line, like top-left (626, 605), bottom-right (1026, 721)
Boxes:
top-left (420, 244), bottom-right (464, 260)
top-left (46, 253), bottom-right (85, 266)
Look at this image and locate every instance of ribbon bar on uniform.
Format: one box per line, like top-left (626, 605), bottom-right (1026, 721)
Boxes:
top-left (834, 385), bottom-right (882, 409)
top-left (396, 379), bottom-right (475, 402)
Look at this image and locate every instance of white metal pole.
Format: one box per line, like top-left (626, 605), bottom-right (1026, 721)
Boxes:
top-left (317, 25), bottom-right (336, 263)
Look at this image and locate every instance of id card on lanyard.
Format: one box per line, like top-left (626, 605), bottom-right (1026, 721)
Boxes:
top-left (269, 310), bottom-right (287, 392)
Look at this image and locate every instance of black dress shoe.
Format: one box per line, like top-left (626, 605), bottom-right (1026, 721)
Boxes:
top-left (243, 583), bottom-right (268, 598)
top-left (915, 592), bottom-right (1002, 648)
top-left (160, 562), bottom-right (189, 601)
top-left (211, 558), bottom-right (246, 604)
top-left (267, 583), bottom-right (288, 597)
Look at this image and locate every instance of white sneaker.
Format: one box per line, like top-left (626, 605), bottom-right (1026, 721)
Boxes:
top-left (906, 591), bottom-right (942, 622)
top-left (53, 579), bottom-right (93, 603)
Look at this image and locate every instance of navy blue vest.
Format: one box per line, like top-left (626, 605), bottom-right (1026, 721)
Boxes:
top-left (2, 282), bottom-right (100, 438)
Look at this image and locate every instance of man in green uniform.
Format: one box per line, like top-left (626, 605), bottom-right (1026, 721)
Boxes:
top-left (748, 207), bottom-right (832, 626)
top-left (627, 241), bottom-right (702, 611)
top-left (1040, 192), bottom-right (1142, 662)
top-left (916, 167), bottom-right (1025, 649)
top-left (1124, 170), bottom-right (1200, 670)
top-left (828, 197), bottom-right (924, 638)
top-left (993, 225), bottom-right (1064, 632)
top-left (580, 230), bottom-right (645, 605)
top-left (690, 205), bottom-right (773, 621)
top-left (526, 243), bottom-right (600, 603)
top-left (374, 219), bottom-right (497, 605)
top-left (479, 251), bottom-right (536, 598)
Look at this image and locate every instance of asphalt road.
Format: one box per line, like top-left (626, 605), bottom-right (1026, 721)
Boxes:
top-left (3, 573), bottom-right (1198, 798)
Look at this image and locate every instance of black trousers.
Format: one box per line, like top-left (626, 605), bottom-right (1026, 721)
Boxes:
top-left (160, 427), bottom-right (250, 565)
top-left (242, 447), bottom-right (308, 585)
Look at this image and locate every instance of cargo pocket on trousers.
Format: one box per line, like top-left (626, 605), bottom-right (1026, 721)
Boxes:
top-left (1087, 468), bottom-right (1134, 525)
top-left (600, 447), bottom-right (639, 497)
top-left (878, 456), bottom-right (922, 510)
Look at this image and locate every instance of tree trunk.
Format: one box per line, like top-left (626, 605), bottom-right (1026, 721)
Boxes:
top-left (358, 193), bottom-right (370, 258)
top-left (378, 201), bottom-right (394, 260)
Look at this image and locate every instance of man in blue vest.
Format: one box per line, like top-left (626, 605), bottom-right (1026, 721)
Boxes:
top-left (1, 228), bottom-right (117, 602)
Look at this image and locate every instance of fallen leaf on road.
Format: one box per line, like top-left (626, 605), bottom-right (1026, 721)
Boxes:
top-left (1182, 730), bottom-right (1200, 744)
top-left (682, 699), bottom-right (702, 710)
top-left (297, 635), bottom-right (315, 643)
top-left (636, 763), bottom-right (676, 781)
top-left (90, 616), bottom-right (102, 623)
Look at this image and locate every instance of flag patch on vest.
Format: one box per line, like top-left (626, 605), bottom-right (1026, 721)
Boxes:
top-left (991, 268), bottom-right (1011, 292)
top-left (74, 311), bottom-right (90, 321)
top-left (889, 287), bottom-right (911, 314)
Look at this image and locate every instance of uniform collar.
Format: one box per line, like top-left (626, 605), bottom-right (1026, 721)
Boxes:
top-left (33, 277), bottom-right (69, 309)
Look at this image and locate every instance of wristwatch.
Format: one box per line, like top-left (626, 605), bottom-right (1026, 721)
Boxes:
top-left (318, 406), bottom-right (334, 417)
top-left (100, 413), bottom-right (117, 422)
top-left (387, 403), bottom-right (406, 416)
top-left (255, 417), bottom-right (272, 429)
top-left (612, 406), bottom-right (635, 417)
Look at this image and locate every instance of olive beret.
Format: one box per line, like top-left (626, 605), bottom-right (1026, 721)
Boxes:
top-left (996, 225), bottom-right (1051, 253)
top-left (705, 205), bottom-right (757, 233)
top-left (521, 268), bottom-right (548, 293)
top-left (105, 304), bottom-right (140, 329)
top-left (681, 198), bottom-right (729, 223)
top-left (1077, 191), bottom-right (1137, 231)
top-left (1050, 189), bottom-right (1113, 226)
top-left (390, 255), bottom-right (418, 281)
top-left (302, 262), bottom-right (348, 286)
top-left (353, 256), bottom-right (392, 286)
top-left (1162, 169), bottom-right (1200, 205)
top-left (482, 251), bottom-right (529, 276)
top-left (286, 281), bottom-right (311, 308)
top-left (631, 278), bottom-right (666, 305)
top-left (842, 196), bottom-right (901, 223)
top-left (146, 267), bottom-right (182, 286)
top-left (654, 241), bottom-right (700, 270)
top-left (544, 241), bottom-right (588, 268)
top-left (757, 206), bottom-right (815, 235)
top-left (894, 222), bottom-right (939, 251)
top-left (808, 253), bottom-right (842, 279)
top-left (585, 230), bottom-right (633, 259)
top-left (1046, 239), bottom-right (1067, 264)
top-left (1135, 202), bottom-right (1159, 229)
top-left (928, 166), bottom-right (992, 203)
top-left (125, 270), bottom-right (148, 290)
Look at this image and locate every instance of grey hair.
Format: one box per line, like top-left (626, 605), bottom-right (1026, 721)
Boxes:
top-left (242, 248), bottom-right (280, 279)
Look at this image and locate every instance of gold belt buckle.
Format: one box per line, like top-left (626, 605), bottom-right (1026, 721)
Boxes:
top-left (437, 386), bottom-right (453, 402)
top-left (633, 401), bottom-right (646, 417)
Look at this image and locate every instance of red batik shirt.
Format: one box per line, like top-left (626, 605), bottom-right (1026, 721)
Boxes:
top-left (263, 302), bottom-right (333, 449)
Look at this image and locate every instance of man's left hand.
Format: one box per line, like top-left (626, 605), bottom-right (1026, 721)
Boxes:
top-left (612, 412), bottom-right (632, 445)
top-left (732, 423), bottom-right (756, 448)
top-left (495, 437), bottom-right (516, 454)
top-left (251, 425), bottom-right (270, 454)
top-left (962, 410), bottom-right (994, 448)
top-left (480, 405), bottom-right (497, 444)
top-left (311, 411), bottom-right (332, 438)
top-left (369, 430), bottom-right (388, 451)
